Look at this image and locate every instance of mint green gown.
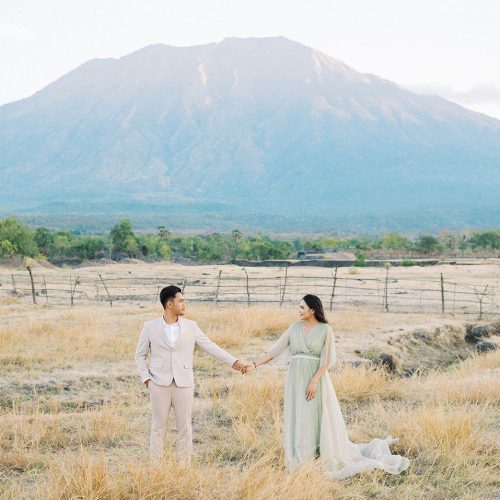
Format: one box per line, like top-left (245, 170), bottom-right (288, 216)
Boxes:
top-left (267, 321), bottom-right (410, 479)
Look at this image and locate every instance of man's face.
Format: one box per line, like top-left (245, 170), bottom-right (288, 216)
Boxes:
top-left (168, 292), bottom-right (186, 316)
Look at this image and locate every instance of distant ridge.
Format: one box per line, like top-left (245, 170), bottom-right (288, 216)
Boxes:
top-left (1, 36), bottom-right (499, 231)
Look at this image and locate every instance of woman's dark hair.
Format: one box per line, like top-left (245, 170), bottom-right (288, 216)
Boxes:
top-left (302, 294), bottom-right (328, 323)
top-left (160, 285), bottom-right (181, 308)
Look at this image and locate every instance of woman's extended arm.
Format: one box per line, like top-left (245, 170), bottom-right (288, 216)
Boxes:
top-left (245, 325), bottom-right (292, 373)
top-left (249, 353), bottom-right (273, 370)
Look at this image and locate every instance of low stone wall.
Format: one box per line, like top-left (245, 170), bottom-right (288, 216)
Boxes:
top-left (234, 259), bottom-right (440, 268)
top-left (234, 259), bottom-right (355, 267)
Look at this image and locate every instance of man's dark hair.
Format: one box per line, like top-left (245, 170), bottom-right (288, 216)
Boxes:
top-left (160, 285), bottom-right (182, 308)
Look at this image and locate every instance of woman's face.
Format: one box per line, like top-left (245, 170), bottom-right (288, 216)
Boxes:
top-left (299, 300), bottom-right (315, 321)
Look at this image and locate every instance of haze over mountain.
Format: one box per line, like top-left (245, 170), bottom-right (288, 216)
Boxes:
top-left (1, 37), bottom-right (499, 232)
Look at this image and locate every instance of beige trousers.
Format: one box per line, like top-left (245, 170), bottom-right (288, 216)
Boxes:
top-left (149, 380), bottom-right (194, 464)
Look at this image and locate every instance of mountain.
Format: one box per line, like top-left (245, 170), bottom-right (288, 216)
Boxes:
top-left (1, 36), bottom-right (499, 232)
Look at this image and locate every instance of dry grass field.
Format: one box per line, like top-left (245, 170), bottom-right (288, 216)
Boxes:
top-left (0, 273), bottom-right (499, 498)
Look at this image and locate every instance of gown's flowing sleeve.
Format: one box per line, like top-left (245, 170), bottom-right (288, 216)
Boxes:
top-left (320, 325), bottom-right (336, 370)
top-left (266, 324), bottom-right (293, 361)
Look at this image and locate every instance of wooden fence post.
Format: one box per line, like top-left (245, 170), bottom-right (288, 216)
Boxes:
top-left (70, 275), bottom-right (79, 306)
top-left (11, 274), bottom-right (16, 295)
top-left (440, 273), bottom-right (445, 314)
top-left (98, 274), bottom-right (113, 307)
top-left (382, 263), bottom-right (390, 312)
top-left (42, 274), bottom-right (49, 305)
top-left (155, 279), bottom-right (160, 303)
top-left (214, 270), bottom-right (222, 306)
top-left (26, 266), bottom-right (36, 304)
top-left (280, 266), bottom-right (288, 308)
top-left (329, 267), bottom-right (338, 312)
top-left (474, 284), bottom-right (489, 320)
top-left (182, 278), bottom-right (187, 295)
top-left (244, 269), bottom-right (251, 306)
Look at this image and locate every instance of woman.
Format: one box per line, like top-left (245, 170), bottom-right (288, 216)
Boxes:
top-left (245, 294), bottom-right (410, 480)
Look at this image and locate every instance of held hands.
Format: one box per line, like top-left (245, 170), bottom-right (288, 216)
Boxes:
top-left (146, 362), bottom-right (253, 383)
top-left (242, 362), bottom-right (256, 374)
top-left (306, 379), bottom-right (318, 401)
top-left (232, 360), bottom-right (255, 374)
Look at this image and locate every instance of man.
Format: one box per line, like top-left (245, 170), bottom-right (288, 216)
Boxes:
top-left (135, 285), bottom-right (248, 465)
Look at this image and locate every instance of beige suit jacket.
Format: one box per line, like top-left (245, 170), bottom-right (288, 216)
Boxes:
top-left (135, 316), bottom-right (237, 387)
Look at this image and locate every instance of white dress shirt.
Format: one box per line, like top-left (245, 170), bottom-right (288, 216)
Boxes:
top-left (161, 316), bottom-right (180, 346)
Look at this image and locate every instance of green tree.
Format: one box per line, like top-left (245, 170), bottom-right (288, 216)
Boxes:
top-left (348, 237), bottom-right (374, 250)
top-left (34, 227), bottom-right (55, 255)
top-left (457, 234), bottom-right (468, 255)
top-left (52, 231), bottom-right (72, 259)
top-left (157, 225), bottom-right (170, 241)
top-left (416, 235), bottom-right (440, 253)
top-left (70, 235), bottom-right (106, 260)
top-left (125, 235), bottom-right (140, 257)
top-left (110, 219), bottom-right (138, 255)
top-left (301, 238), bottom-right (323, 253)
top-left (353, 251), bottom-right (367, 267)
top-left (191, 234), bottom-right (229, 262)
top-left (0, 217), bottom-right (37, 257)
top-left (158, 243), bottom-right (171, 259)
top-left (320, 237), bottom-right (342, 250)
top-left (244, 237), bottom-right (274, 260)
top-left (442, 234), bottom-right (457, 251)
top-left (230, 229), bottom-right (243, 261)
top-left (380, 233), bottom-right (411, 250)
top-left (139, 235), bottom-right (171, 260)
top-left (0, 240), bottom-right (16, 257)
top-left (167, 235), bottom-right (193, 257)
top-left (273, 240), bottom-right (294, 259)
top-left (244, 236), bottom-right (293, 260)
top-left (469, 231), bottom-right (500, 250)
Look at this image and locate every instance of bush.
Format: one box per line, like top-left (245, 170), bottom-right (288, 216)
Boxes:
top-left (34, 227), bottom-right (55, 255)
top-left (380, 233), bottom-right (412, 250)
top-left (401, 260), bottom-right (417, 266)
top-left (353, 251), bottom-right (367, 267)
top-left (110, 219), bottom-right (138, 256)
top-left (469, 231), bottom-right (500, 250)
top-left (416, 235), bottom-right (441, 253)
top-left (0, 217), bottom-right (37, 257)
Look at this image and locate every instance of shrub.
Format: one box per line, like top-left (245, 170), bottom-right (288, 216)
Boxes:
top-left (401, 260), bottom-right (417, 266)
top-left (0, 217), bottom-right (37, 257)
top-left (353, 251), bottom-right (367, 267)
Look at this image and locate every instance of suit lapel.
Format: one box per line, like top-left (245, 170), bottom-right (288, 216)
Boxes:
top-left (157, 317), bottom-right (173, 350)
top-left (175, 317), bottom-right (185, 348)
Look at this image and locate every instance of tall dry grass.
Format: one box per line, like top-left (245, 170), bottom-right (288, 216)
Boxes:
top-left (36, 451), bottom-right (345, 500)
top-left (408, 350), bottom-right (500, 405)
top-left (332, 364), bottom-right (404, 402)
top-left (1, 302), bottom-right (499, 499)
top-left (191, 305), bottom-right (296, 348)
top-left (1, 406), bottom-right (129, 452)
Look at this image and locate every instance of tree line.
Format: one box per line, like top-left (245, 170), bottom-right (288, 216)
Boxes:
top-left (0, 216), bottom-right (499, 264)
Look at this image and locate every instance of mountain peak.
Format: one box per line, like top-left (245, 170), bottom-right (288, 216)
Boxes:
top-left (0, 37), bottom-right (499, 231)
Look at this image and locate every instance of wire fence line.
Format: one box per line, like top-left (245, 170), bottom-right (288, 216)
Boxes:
top-left (1, 265), bottom-right (498, 318)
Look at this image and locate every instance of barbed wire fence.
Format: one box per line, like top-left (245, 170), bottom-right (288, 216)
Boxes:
top-left (1, 265), bottom-right (499, 318)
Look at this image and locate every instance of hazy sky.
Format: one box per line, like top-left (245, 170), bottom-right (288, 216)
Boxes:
top-left (1, 0), bottom-right (500, 118)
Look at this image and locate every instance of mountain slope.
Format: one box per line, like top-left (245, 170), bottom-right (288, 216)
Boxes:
top-left (1, 37), bottom-right (499, 230)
